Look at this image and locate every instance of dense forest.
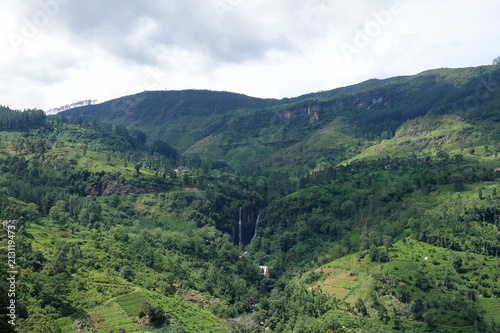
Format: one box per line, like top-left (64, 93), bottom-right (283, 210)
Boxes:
top-left (2, 65), bottom-right (500, 332)
top-left (59, 65), bottom-right (500, 171)
top-left (0, 107), bottom-right (46, 131)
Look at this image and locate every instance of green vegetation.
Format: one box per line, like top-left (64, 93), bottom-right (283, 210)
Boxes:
top-left (117, 292), bottom-right (147, 316)
top-left (61, 65), bottom-right (500, 174)
top-left (0, 106), bottom-right (45, 131)
top-left (143, 290), bottom-right (222, 332)
top-left (1, 65), bottom-right (500, 332)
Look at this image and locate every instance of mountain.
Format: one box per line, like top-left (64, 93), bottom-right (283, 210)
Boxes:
top-left (58, 90), bottom-right (285, 152)
top-left (59, 65), bottom-right (500, 172)
top-left (2, 64), bottom-right (500, 332)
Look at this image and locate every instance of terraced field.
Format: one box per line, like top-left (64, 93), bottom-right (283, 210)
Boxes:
top-left (311, 268), bottom-right (360, 298)
top-left (142, 290), bottom-right (224, 332)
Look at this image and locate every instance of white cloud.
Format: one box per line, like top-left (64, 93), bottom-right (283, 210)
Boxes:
top-left (1, 0), bottom-right (500, 110)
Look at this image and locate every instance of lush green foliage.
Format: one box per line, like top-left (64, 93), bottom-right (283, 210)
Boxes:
top-left (0, 106), bottom-right (46, 131)
top-left (1, 65), bottom-right (500, 332)
top-left (59, 66), bottom-right (500, 174)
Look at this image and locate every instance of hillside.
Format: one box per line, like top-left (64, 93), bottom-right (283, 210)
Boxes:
top-left (59, 66), bottom-right (500, 173)
top-left (1, 65), bottom-right (500, 332)
top-left (58, 90), bottom-right (285, 152)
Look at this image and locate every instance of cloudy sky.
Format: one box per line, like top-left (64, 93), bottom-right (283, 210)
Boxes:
top-left (1, 0), bottom-right (500, 111)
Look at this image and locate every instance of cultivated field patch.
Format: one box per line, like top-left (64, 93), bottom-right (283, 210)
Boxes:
top-left (311, 268), bottom-right (359, 299)
top-left (116, 291), bottom-right (148, 317)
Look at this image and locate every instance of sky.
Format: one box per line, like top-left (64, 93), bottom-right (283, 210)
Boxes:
top-left (1, 0), bottom-right (500, 111)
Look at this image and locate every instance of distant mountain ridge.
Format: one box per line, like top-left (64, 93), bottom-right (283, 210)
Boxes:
top-left (59, 65), bottom-right (500, 171)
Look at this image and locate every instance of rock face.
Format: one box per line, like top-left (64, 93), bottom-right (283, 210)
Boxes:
top-left (75, 320), bottom-right (85, 331)
top-left (99, 178), bottom-right (133, 196)
top-left (82, 173), bottom-right (173, 196)
top-left (272, 95), bottom-right (389, 126)
top-left (237, 207), bottom-right (260, 246)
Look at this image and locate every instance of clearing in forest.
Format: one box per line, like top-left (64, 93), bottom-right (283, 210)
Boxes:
top-left (311, 268), bottom-right (359, 299)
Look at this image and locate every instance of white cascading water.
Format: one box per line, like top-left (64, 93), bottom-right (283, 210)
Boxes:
top-left (249, 214), bottom-right (260, 245)
top-left (238, 207), bottom-right (242, 245)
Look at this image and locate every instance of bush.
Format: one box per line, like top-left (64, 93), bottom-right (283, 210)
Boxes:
top-left (369, 245), bottom-right (390, 263)
top-left (411, 299), bottom-right (424, 321)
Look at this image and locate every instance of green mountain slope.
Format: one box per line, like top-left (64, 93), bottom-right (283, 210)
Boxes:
top-left (59, 65), bottom-right (500, 173)
top-left (348, 83), bottom-right (500, 165)
top-left (58, 89), bottom-right (285, 152)
top-left (2, 64), bottom-right (500, 332)
top-left (299, 239), bottom-right (500, 332)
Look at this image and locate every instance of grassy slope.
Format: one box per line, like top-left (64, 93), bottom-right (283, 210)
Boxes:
top-left (184, 107), bottom-right (361, 172)
top-left (58, 90), bottom-right (285, 152)
top-left (24, 209), bottom-right (223, 333)
top-left (4, 65), bottom-right (500, 332)
top-left (303, 239), bottom-right (500, 331)
top-left (185, 66), bottom-right (500, 172)
top-left (0, 130), bottom-right (224, 332)
top-left (347, 85), bottom-right (500, 165)
top-left (57, 66), bottom-right (500, 173)
top-left (268, 116), bottom-right (365, 172)
top-left (43, 107), bottom-right (500, 332)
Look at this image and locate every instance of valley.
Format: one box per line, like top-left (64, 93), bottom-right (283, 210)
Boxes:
top-left (1, 64), bottom-right (500, 332)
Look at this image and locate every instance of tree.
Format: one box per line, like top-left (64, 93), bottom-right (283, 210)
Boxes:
top-left (423, 311), bottom-right (436, 330)
top-left (452, 254), bottom-right (463, 271)
top-left (19, 313), bottom-right (62, 333)
top-left (129, 129), bottom-right (147, 146)
top-left (48, 241), bottom-right (69, 275)
top-left (454, 153), bottom-right (464, 164)
top-left (485, 145), bottom-right (491, 156)
top-left (70, 244), bottom-right (82, 260)
top-left (114, 124), bottom-right (129, 138)
top-left (393, 317), bottom-right (401, 330)
top-left (493, 56), bottom-right (500, 66)
top-left (139, 301), bottom-right (166, 326)
top-left (150, 139), bottom-right (179, 160)
top-left (437, 150), bottom-right (449, 162)
top-left (369, 245), bottom-right (389, 263)
top-left (292, 316), bottom-right (320, 333)
top-left (49, 200), bottom-right (70, 226)
top-left (383, 235), bottom-right (392, 253)
top-left (356, 298), bottom-right (368, 316)
top-left (410, 299), bottom-right (424, 321)
top-left (467, 289), bottom-right (476, 302)
top-left (450, 174), bottom-right (465, 191)
top-left (370, 290), bottom-right (379, 306)
top-left (120, 266), bottom-right (135, 281)
top-left (396, 284), bottom-right (410, 303)
top-left (139, 300), bottom-right (153, 318)
top-left (135, 163), bottom-right (142, 174)
top-left (377, 304), bottom-right (389, 323)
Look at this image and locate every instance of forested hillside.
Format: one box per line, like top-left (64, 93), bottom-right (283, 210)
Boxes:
top-left (60, 65), bottom-right (500, 173)
top-left (1, 65), bottom-right (500, 332)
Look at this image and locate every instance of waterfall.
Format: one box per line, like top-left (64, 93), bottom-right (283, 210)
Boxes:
top-left (238, 207), bottom-right (242, 245)
top-left (249, 214), bottom-right (260, 245)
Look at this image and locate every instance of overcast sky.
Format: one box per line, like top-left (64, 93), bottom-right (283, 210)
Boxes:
top-left (1, 0), bottom-right (500, 111)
